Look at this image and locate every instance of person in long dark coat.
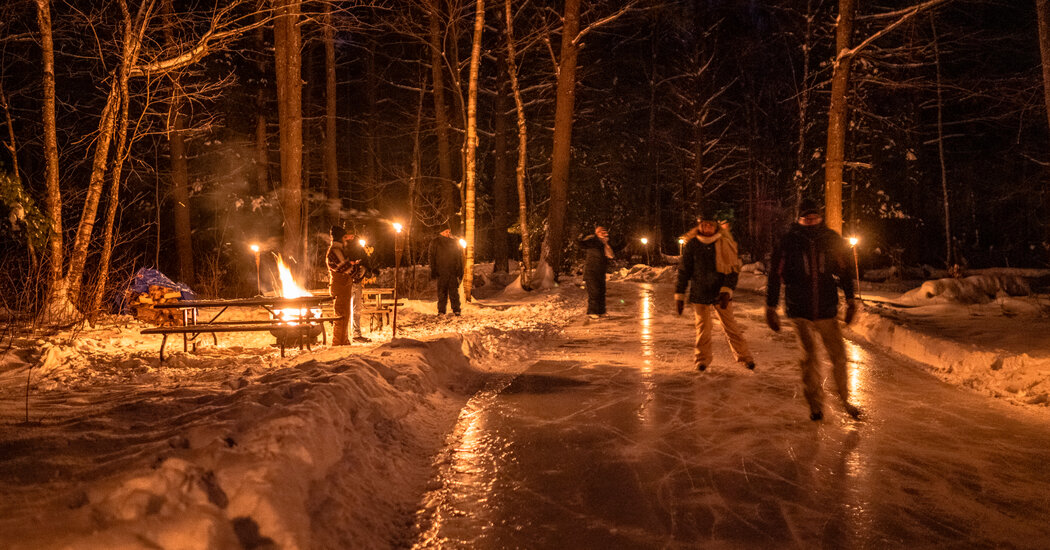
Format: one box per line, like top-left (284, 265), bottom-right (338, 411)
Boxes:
top-left (430, 228), bottom-right (464, 315)
top-left (765, 200), bottom-right (861, 421)
top-left (578, 225), bottom-right (614, 317)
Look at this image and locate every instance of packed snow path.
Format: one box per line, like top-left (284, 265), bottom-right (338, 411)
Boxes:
top-left (414, 282), bottom-right (1050, 548)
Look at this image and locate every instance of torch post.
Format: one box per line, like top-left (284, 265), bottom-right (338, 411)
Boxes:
top-left (641, 237), bottom-right (650, 265)
top-left (250, 244), bottom-right (261, 296)
top-left (849, 237), bottom-right (862, 302)
top-left (392, 222), bottom-right (403, 338)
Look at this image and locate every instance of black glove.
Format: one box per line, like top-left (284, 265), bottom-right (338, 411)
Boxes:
top-left (844, 300), bottom-right (858, 325)
top-left (765, 307), bottom-right (781, 332)
top-left (675, 300), bottom-right (685, 315)
top-left (718, 292), bottom-right (731, 309)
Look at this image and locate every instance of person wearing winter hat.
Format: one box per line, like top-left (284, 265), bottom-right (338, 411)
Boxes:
top-left (327, 225), bottom-right (374, 344)
top-left (765, 199), bottom-right (861, 421)
top-left (430, 226), bottom-right (464, 316)
top-left (578, 224), bottom-right (615, 318)
top-left (675, 211), bottom-right (755, 372)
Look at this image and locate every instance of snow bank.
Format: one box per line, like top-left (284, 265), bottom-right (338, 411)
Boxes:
top-left (849, 304), bottom-right (1050, 408)
top-left (0, 290), bottom-right (579, 549)
top-left (897, 274), bottom-right (1030, 305)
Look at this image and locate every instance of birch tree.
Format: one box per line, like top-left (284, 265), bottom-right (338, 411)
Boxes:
top-left (462, 0), bottom-right (484, 301)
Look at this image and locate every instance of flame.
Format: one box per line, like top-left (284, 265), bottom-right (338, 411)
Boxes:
top-left (276, 256), bottom-right (312, 298)
top-left (274, 256), bottom-right (319, 324)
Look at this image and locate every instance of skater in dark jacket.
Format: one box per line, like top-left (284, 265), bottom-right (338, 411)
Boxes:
top-left (675, 213), bottom-right (755, 371)
top-left (430, 228), bottom-right (464, 315)
top-left (765, 200), bottom-right (861, 421)
top-left (578, 225), bottom-right (615, 317)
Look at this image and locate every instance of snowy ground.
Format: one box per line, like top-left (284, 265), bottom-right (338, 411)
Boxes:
top-left (0, 277), bottom-right (581, 549)
top-left (2, 264), bottom-right (1049, 548)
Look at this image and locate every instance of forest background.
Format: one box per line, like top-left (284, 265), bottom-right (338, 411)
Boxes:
top-left (1, 0), bottom-right (1048, 321)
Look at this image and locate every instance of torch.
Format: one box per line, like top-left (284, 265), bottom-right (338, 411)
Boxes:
top-left (392, 222), bottom-right (403, 339)
top-left (640, 237), bottom-right (650, 265)
top-left (678, 237), bottom-right (685, 256)
top-left (849, 236), bottom-right (862, 302)
top-left (250, 243), bottom-right (261, 296)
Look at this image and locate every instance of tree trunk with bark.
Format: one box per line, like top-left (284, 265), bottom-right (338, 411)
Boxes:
top-left (169, 86), bottom-right (194, 284)
top-left (427, 0), bottom-right (456, 227)
top-left (35, 0), bottom-right (68, 320)
top-left (504, 0), bottom-right (531, 287)
top-left (462, 0), bottom-right (484, 301)
top-left (931, 15), bottom-right (952, 267)
top-left (273, 0), bottom-right (303, 266)
top-left (539, 0), bottom-right (581, 280)
top-left (324, 3), bottom-right (339, 224)
top-left (1038, 0), bottom-right (1050, 259)
top-left (824, 0), bottom-right (856, 235)
top-left (492, 70), bottom-right (511, 273)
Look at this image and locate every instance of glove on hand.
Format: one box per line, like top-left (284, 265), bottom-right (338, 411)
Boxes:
top-left (765, 307), bottom-right (781, 332)
top-left (844, 301), bottom-right (858, 325)
top-left (718, 292), bottom-right (731, 309)
top-left (675, 300), bottom-right (685, 315)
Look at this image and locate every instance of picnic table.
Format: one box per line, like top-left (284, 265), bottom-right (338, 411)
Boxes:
top-left (140, 296), bottom-right (339, 362)
top-left (359, 287), bottom-right (404, 332)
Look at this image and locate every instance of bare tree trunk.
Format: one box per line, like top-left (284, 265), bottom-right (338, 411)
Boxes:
top-left (169, 98), bottom-right (194, 283)
top-left (539, 0), bottom-right (581, 279)
top-left (1038, 0), bottom-right (1050, 259)
top-left (167, 0), bottom-right (193, 283)
top-left (35, 0), bottom-right (66, 318)
top-left (254, 6), bottom-right (268, 195)
top-left (273, 0), bottom-right (303, 266)
top-left (365, 44), bottom-right (378, 212)
top-left (931, 15), bottom-right (952, 267)
top-left (823, 0), bottom-right (856, 234)
top-left (93, 74), bottom-right (132, 317)
top-left (794, 0), bottom-right (815, 211)
top-left (324, 3), bottom-right (339, 223)
top-left (427, 0), bottom-right (456, 227)
top-left (462, 0), bottom-right (484, 302)
top-left (503, 0), bottom-right (531, 287)
top-left (492, 69), bottom-right (511, 273)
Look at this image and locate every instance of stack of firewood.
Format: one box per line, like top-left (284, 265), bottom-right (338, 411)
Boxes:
top-left (131, 285), bottom-right (183, 326)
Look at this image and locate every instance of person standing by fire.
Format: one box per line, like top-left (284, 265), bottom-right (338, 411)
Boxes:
top-left (327, 225), bottom-right (374, 344)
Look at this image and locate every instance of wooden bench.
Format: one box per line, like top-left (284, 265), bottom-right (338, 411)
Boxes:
top-left (141, 316), bottom-right (343, 362)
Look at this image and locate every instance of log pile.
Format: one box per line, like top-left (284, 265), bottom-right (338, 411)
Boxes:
top-left (131, 285), bottom-right (183, 326)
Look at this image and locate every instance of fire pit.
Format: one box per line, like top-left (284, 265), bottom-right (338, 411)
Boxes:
top-left (269, 257), bottom-right (325, 350)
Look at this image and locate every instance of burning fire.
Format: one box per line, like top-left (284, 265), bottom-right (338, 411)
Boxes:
top-left (274, 256), bottom-right (320, 324)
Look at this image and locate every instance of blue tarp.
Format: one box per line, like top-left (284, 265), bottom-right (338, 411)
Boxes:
top-left (116, 267), bottom-right (197, 313)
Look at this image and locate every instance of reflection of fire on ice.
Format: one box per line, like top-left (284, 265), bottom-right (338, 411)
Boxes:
top-left (273, 256), bottom-right (321, 327)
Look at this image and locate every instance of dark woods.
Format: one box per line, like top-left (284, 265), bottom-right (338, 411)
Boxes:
top-left (0, 0), bottom-right (1047, 321)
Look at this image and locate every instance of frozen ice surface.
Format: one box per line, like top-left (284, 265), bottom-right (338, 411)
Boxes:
top-left (416, 283), bottom-right (1050, 549)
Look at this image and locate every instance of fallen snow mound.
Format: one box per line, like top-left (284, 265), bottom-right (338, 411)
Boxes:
top-left (898, 275), bottom-right (1030, 305)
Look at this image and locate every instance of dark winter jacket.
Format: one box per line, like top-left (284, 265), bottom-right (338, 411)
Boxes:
top-left (327, 240), bottom-right (374, 290)
top-left (430, 235), bottom-right (464, 280)
top-left (766, 223), bottom-right (855, 320)
top-left (675, 232), bottom-right (740, 305)
top-left (578, 233), bottom-right (614, 278)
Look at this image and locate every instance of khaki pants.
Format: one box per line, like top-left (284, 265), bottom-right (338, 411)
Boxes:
top-left (692, 302), bottom-right (753, 366)
top-left (791, 318), bottom-right (849, 413)
top-left (332, 283), bottom-right (364, 345)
